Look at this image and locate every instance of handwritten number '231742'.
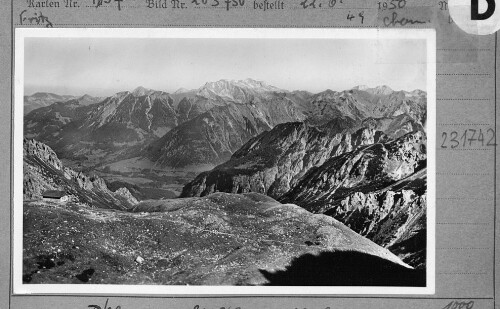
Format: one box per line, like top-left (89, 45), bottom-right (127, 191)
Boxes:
top-left (441, 129), bottom-right (496, 148)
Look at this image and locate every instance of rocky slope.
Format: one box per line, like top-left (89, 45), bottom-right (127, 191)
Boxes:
top-left (23, 192), bottom-right (424, 286)
top-left (181, 120), bottom-right (381, 198)
top-left (323, 168), bottom-right (427, 269)
top-left (360, 113), bottom-right (425, 139)
top-left (24, 138), bottom-right (137, 210)
top-left (181, 119), bottom-right (427, 268)
top-left (179, 120), bottom-right (426, 206)
top-left (280, 131), bottom-right (426, 210)
top-left (83, 88), bottom-right (178, 141)
top-left (145, 97), bottom-right (307, 168)
top-left (279, 131), bottom-right (427, 268)
top-left (180, 118), bottom-right (422, 199)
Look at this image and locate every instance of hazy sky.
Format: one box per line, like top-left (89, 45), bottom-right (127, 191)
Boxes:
top-left (24, 38), bottom-right (427, 97)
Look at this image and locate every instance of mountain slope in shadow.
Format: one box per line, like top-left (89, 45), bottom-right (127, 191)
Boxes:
top-left (260, 250), bottom-right (425, 286)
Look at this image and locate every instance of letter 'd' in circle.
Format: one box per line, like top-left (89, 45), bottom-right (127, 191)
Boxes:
top-left (449, 0), bottom-right (500, 34)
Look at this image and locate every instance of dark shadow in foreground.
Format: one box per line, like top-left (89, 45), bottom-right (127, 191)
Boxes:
top-left (259, 250), bottom-right (426, 286)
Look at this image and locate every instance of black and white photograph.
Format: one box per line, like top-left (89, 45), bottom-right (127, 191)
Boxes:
top-left (14, 28), bottom-right (435, 294)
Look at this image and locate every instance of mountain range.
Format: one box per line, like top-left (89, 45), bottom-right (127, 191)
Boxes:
top-left (24, 78), bottom-right (428, 272)
top-left (25, 79), bottom-right (426, 170)
top-left (24, 92), bottom-right (102, 115)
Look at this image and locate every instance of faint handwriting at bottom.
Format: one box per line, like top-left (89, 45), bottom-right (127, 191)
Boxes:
top-left (88, 299), bottom-right (121, 309)
top-left (20, 10), bottom-right (53, 27)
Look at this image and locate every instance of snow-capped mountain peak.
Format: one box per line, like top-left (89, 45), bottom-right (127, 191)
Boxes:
top-left (200, 78), bottom-right (281, 93)
top-left (353, 85), bottom-right (394, 95)
top-left (132, 86), bottom-right (155, 97)
top-left (352, 85), bottom-right (370, 91)
top-left (372, 85), bottom-right (394, 95)
top-left (173, 87), bottom-right (192, 94)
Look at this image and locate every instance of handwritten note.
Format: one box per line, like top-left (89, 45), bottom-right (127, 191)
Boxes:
top-left (442, 301), bottom-right (474, 309)
top-left (19, 9), bottom-right (53, 26)
top-left (87, 299), bottom-right (121, 309)
top-left (15, 0), bottom-right (445, 28)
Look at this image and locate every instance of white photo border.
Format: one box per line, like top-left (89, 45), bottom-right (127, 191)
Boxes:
top-left (13, 27), bottom-right (436, 295)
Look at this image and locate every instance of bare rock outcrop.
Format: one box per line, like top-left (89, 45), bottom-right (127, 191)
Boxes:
top-left (181, 120), bottom-right (388, 198)
top-left (23, 138), bottom-right (137, 209)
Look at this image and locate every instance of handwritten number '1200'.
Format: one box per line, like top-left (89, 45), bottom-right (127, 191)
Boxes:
top-left (442, 301), bottom-right (474, 309)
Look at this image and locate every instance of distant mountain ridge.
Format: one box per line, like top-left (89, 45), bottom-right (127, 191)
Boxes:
top-left (24, 92), bottom-right (102, 115)
top-left (25, 79), bottom-right (426, 170)
top-left (24, 79), bottom-right (309, 167)
top-left (145, 95), bottom-right (308, 168)
top-left (24, 92), bottom-right (74, 115)
top-left (24, 87), bottom-right (180, 165)
top-left (305, 87), bottom-right (426, 127)
top-left (143, 80), bottom-right (426, 169)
